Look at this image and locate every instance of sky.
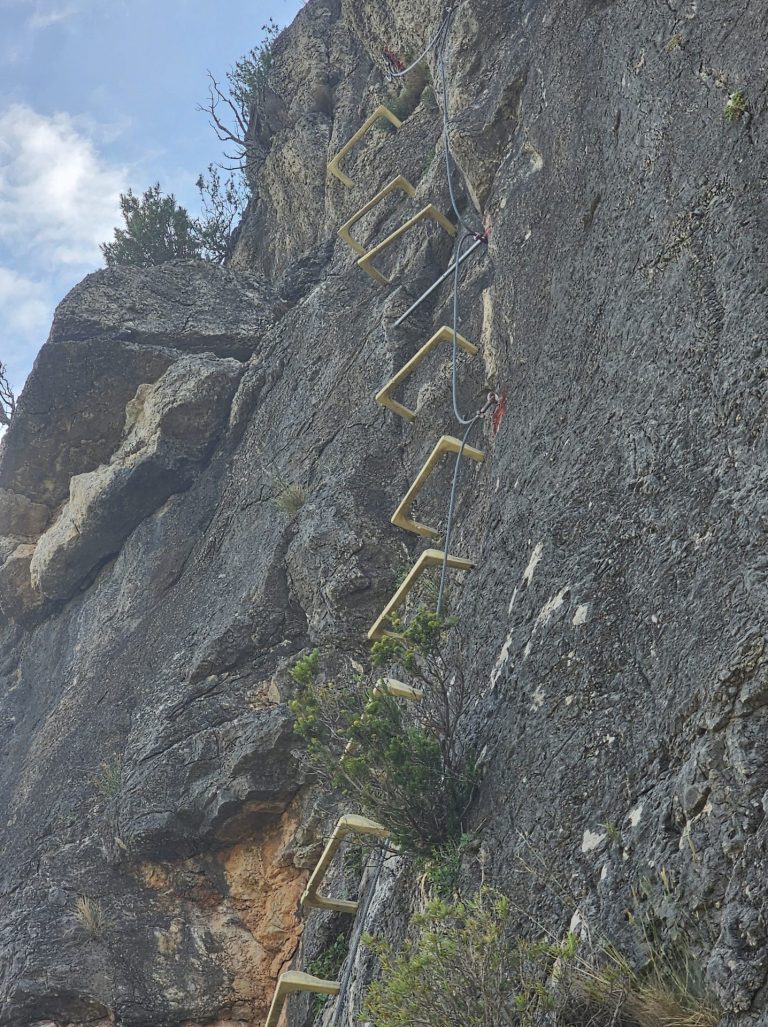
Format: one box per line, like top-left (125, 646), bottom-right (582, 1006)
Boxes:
top-left (0, 0), bottom-right (305, 400)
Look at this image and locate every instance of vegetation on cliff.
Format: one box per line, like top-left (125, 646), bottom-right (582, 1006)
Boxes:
top-left (363, 881), bottom-right (720, 1027)
top-left (290, 610), bottom-right (478, 856)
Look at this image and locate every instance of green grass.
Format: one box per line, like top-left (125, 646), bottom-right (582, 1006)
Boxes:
top-left (724, 90), bottom-right (748, 122)
top-left (95, 758), bottom-right (122, 798)
top-left (307, 932), bottom-right (350, 1014)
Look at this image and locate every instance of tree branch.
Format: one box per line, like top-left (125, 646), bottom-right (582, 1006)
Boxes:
top-left (0, 362), bottom-right (16, 427)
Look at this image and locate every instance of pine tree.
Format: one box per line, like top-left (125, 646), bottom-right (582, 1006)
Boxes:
top-left (100, 184), bottom-right (203, 267)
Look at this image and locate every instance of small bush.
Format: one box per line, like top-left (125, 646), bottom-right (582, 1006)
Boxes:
top-left (227, 18), bottom-right (281, 114)
top-left (96, 758), bottom-right (122, 798)
top-left (724, 90), bottom-right (748, 122)
top-left (289, 610), bottom-right (477, 855)
top-left (101, 184), bottom-right (203, 267)
top-left (75, 895), bottom-right (106, 937)
top-left (421, 84), bottom-right (438, 110)
top-left (198, 20), bottom-right (281, 176)
top-left (362, 881), bottom-right (721, 1027)
top-left (377, 64), bottom-right (429, 131)
top-left (417, 832), bottom-right (476, 898)
top-left (307, 931), bottom-right (350, 1014)
top-left (421, 146), bottom-right (437, 178)
top-left (364, 888), bottom-right (575, 1027)
top-left (0, 361), bottom-right (15, 427)
top-left (194, 165), bottom-right (247, 263)
top-left (666, 33), bottom-right (683, 51)
top-left (290, 649), bottom-right (319, 687)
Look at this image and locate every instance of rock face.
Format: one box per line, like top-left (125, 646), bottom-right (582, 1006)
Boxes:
top-left (30, 354), bottom-right (243, 601)
top-left (1, 0), bottom-right (767, 1025)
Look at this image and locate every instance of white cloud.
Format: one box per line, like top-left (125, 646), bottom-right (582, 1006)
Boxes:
top-left (27, 4), bottom-right (80, 30)
top-left (0, 0), bottom-right (81, 29)
top-left (0, 267), bottom-right (50, 336)
top-left (0, 103), bottom-right (127, 269)
top-left (0, 105), bottom-right (129, 397)
top-left (0, 266), bottom-right (54, 402)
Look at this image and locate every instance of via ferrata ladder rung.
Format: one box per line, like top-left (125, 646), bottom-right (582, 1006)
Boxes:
top-left (375, 325), bottom-right (479, 422)
top-left (265, 971), bottom-right (341, 1027)
top-left (327, 105), bottom-right (402, 187)
top-left (301, 814), bottom-right (388, 913)
top-left (358, 204), bottom-right (456, 286)
top-left (392, 435), bottom-right (485, 539)
top-left (338, 174), bottom-right (417, 255)
top-left (368, 548), bottom-right (474, 641)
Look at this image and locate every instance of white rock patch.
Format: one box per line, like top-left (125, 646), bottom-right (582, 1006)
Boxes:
top-left (536, 587), bottom-right (569, 628)
top-left (581, 829), bottom-right (606, 853)
top-left (490, 630), bottom-right (515, 689)
top-left (627, 804), bottom-right (644, 827)
top-left (522, 542), bottom-right (544, 586)
top-left (573, 603), bottom-right (588, 625)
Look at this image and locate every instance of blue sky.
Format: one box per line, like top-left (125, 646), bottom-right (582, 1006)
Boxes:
top-left (0, 0), bottom-right (304, 399)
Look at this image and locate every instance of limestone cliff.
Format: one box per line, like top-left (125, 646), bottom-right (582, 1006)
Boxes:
top-left (1, 0), bottom-right (767, 1025)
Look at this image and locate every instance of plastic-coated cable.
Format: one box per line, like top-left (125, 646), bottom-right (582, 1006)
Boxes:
top-left (437, 8), bottom-right (483, 237)
top-left (449, 228), bottom-right (482, 426)
top-left (435, 8), bottom-right (492, 611)
top-left (436, 416), bottom-right (480, 615)
top-left (330, 843), bottom-right (387, 1027)
top-left (388, 2), bottom-right (481, 239)
top-left (386, 4), bottom-right (457, 80)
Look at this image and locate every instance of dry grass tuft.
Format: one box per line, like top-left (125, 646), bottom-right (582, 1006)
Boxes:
top-left (274, 481), bottom-right (307, 515)
top-left (75, 895), bottom-right (106, 936)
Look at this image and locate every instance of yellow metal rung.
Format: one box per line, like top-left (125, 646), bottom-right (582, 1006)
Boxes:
top-left (357, 205), bottom-right (456, 286)
top-left (368, 548), bottom-right (474, 641)
top-left (301, 814), bottom-right (388, 913)
top-left (374, 677), bottom-right (424, 701)
top-left (327, 105), bottom-right (402, 187)
top-left (265, 970), bottom-right (341, 1027)
top-left (338, 175), bottom-right (416, 255)
top-left (375, 326), bottom-right (479, 422)
top-left (392, 435), bottom-right (485, 539)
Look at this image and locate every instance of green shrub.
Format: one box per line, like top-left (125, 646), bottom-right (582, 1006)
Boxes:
top-left (95, 758), bottom-right (122, 798)
top-left (377, 64), bottom-right (429, 131)
top-left (228, 18), bottom-right (281, 114)
top-left (101, 180), bottom-right (238, 268)
top-left (363, 888), bottom-right (575, 1027)
top-left (290, 649), bottom-right (319, 688)
top-left (362, 880), bottom-right (721, 1027)
top-left (724, 90), bottom-right (748, 122)
top-left (289, 610), bottom-right (477, 855)
top-left (307, 931), bottom-right (350, 1015)
top-left (421, 146), bottom-right (437, 178)
top-left (421, 84), bottom-right (438, 110)
top-left (194, 165), bottom-right (247, 263)
top-left (101, 184), bottom-right (203, 267)
top-left (416, 832), bottom-right (476, 898)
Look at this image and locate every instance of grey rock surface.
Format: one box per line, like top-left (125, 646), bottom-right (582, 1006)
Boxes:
top-left (30, 354), bottom-right (243, 601)
top-left (1, 0), bottom-right (767, 1025)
